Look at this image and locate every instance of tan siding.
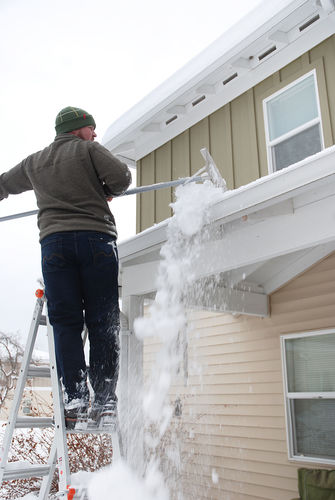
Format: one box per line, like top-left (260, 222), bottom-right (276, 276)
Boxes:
top-left (209, 105), bottom-right (234, 189)
top-left (155, 142), bottom-right (172, 223)
top-left (136, 160), bottom-right (141, 233)
top-left (310, 36), bottom-right (335, 145)
top-left (279, 52), bottom-right (307, 81)
top-left (231, 89), bottom-right (260, 188)
top-left (142, 252), bottom-right (335, 499)
top-left (172, 130), bottom-right (190, 179)
top-left (139, 152), bottom-right (155, 231)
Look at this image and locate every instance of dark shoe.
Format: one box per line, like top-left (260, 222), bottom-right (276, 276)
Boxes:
top-left (88, 399), bottom-right (117, 429)
top-left (64, 400), bottom-right (89, 430)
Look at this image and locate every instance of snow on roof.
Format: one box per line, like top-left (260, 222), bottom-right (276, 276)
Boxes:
top-left (103, 0), bottom-right (335, 161)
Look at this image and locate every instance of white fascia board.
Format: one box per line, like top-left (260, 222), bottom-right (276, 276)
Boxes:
top-left (103, 0), bottom-right (335, 160)
top-left (118, 145), bottom-right (335, 265)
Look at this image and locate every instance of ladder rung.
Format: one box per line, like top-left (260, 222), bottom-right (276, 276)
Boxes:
top-left (2, 463), bottom-right (51, 481)
top-left (15, 416), bottom-right (54, 428)
top-left (39, 314), bottom-right (47, 326)
top-left (27, 365), bottom-right (50, 377)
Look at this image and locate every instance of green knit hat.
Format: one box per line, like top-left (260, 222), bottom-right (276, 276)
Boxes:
top-left (55, 106), bottom-right (96, 135)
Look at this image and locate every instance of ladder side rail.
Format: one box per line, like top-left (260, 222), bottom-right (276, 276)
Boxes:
top-left (46, 311), bottom-right (71, 495)
top-left (0, 297), bottom-right (44, 482)
top-left (38, 436), bottom-right (58, 500)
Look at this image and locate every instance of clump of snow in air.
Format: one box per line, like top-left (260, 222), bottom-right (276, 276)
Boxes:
top-left (135, 180), bottom-right (223, 495)
top-left (211, 468), bottom-right (219, 484)
top-left (171, 181), bottom-right (223, 237)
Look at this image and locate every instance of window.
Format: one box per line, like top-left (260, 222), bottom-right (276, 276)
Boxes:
top-left (281, 329), bottom-right (335, 465)
top-left (264, 71), bottom-right (324, 172)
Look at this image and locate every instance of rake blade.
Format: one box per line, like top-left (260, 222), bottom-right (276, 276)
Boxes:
top-left (200, 148), bottom-right (227, 191)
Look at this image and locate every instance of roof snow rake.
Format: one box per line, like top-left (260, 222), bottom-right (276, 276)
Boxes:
top-left (0, 148), bottom-right (226, 223)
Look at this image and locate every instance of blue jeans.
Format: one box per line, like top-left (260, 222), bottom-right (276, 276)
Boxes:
top-left (41, 231), bottom-right (120, 405)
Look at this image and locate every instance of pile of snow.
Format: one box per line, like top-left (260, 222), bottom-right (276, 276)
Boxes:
top-left (88, 460), bottom-right (168, 500)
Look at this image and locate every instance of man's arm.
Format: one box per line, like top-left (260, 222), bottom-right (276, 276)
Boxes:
top-left (89, 142), bottom-right (132, 197)
top-left (0, 159), bottom-right (33, 201)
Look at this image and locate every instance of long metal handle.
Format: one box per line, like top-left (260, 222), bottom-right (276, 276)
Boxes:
top-left (0, 175), bottom-right (207, 223)
top-left (123, 175), bottom-right (206, 195)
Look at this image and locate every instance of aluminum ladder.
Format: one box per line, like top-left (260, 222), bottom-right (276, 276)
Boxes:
top-left (0, 289), bottom-right (122, 499)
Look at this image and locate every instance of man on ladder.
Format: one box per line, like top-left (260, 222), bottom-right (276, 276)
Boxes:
top-left (0, 107), bottom-right (131, 429)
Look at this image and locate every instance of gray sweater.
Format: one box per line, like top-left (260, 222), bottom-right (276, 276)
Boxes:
top-left (0, 134), bottom-right (132, 240)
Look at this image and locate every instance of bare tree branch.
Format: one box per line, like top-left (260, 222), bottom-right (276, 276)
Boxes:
top-left (0, 332), bottom-right (24, 409)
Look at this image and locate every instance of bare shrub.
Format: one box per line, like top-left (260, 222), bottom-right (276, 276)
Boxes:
top-left (0, 332), bottom-right (24, 413)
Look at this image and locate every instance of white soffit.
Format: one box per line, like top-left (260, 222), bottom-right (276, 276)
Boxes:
top-left (103, 0), bottom-right (335, 161)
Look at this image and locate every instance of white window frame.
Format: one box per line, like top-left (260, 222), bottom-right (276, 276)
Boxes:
top-left (263, 70), bottom-right (325, 174)
top-left (281, 328), bottom-right (335, 466)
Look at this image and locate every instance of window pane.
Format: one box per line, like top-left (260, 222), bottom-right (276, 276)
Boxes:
top-left (292, 399), bottom-right (335, 460)
top-left (285, 332), bottom-right (335, 392)
top-left (272, 123), bottom-right (321, 171)
top-left (267, 74), bottom-right (319, 140)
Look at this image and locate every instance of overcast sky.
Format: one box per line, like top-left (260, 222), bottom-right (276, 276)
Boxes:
top-left (0, 0), bottom-right (263, 349)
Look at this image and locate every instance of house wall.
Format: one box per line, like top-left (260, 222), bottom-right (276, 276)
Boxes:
top-left (143, 251), bottom-right (335, 499)
top-left (0, 375), bottom-right (52, 420)
top-left (136, 34), bottom-right (335, 233)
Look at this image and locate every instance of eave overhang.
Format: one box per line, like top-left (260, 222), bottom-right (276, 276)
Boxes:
top-left (103, 0), bottom-right (335, 162)
top-left (119, 146), bottom-right (335, 316)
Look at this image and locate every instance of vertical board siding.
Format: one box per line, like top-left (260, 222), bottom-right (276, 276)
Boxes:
top-left (172, 130), bottom-right (191, 180)
top-left (231, 88), bottom-right (260, 187)
top-left (209, 106), bottom-right (234, 189)
top-left (155, 142), bottom-right (172, 222)
top-left (136, 161), bottom-right (141, 234)
top-left (189, 118), bottom-right (210, 175)
top-left (137, 35), bottom-right (335, 232)
top-left (310, 35), bottom-right (335, 145)
top-left (142, 252), bottom-right (335, 499)
top-left (139, 152), bottom-right (155, 232)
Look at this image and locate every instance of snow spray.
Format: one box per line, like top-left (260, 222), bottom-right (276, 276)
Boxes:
top-left (88, 180), bottom-right (224, 500)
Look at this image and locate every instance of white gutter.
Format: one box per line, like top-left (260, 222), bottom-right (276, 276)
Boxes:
top-left (119, 146), bottom-right (335, 263)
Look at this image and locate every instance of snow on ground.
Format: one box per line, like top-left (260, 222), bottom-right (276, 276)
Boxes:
top-left (88, 460), bottom-right (168, 500)
top-left (13, 494), bottom-right (37, 500)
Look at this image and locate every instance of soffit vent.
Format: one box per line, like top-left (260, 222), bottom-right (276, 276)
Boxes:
top-left (299, 14), bottom-right (320, 31)
top-left (223, 72), bottom-right (238, 85)
top-left (258, 45), bottom-right (277, 61)
top-left (192, 95), bottom-right (206, 106)
top-left (165, 115), bottom-right (178, 126)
